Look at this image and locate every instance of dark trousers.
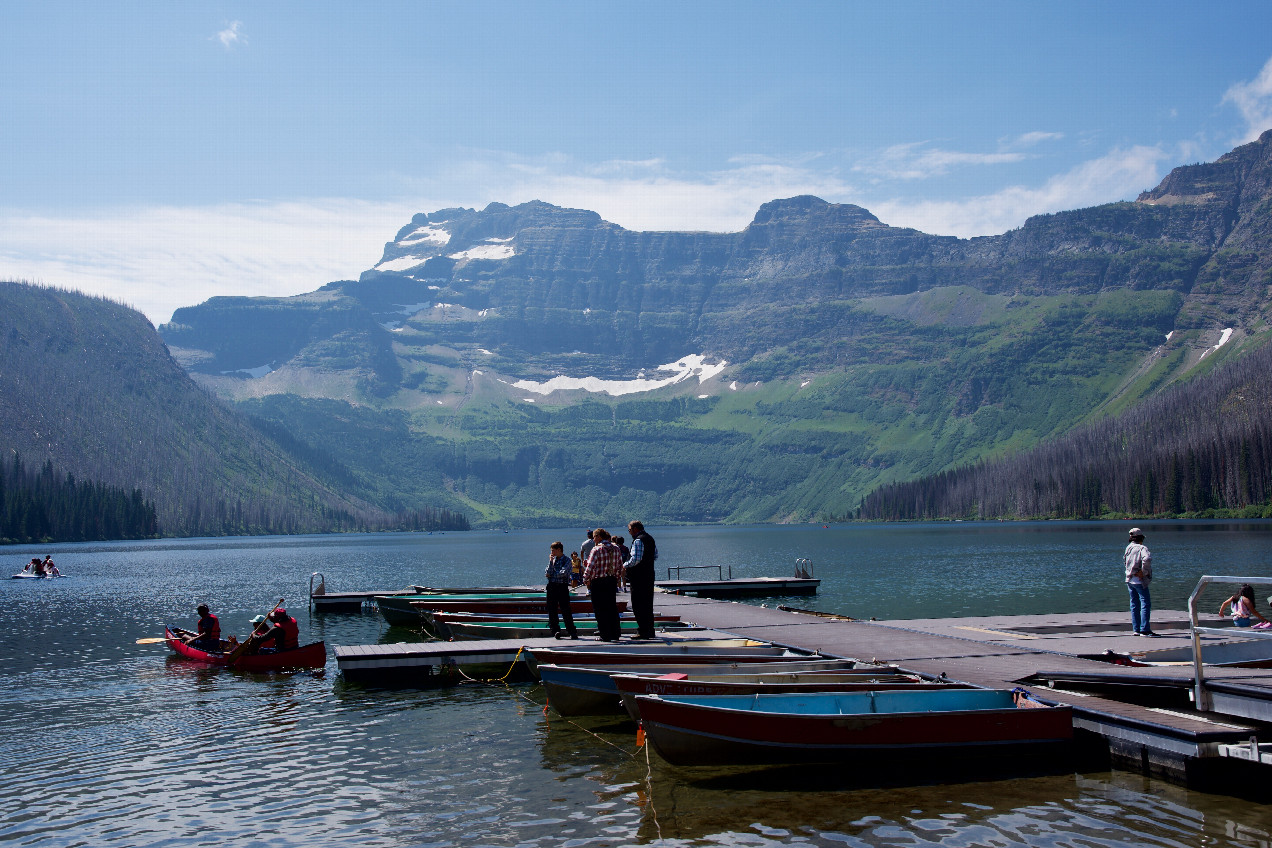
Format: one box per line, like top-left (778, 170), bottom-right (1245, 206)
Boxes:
top-left (626, 565), bottom-right (656, 638)
top-left (545, 582), bottom-right (576, 635)
top-left (588, 576), bottom-right (621, 641)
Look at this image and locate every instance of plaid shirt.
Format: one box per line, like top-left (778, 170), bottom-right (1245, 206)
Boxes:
top-left (583, 541), bottom-right (624, 582)
top-left (546, 554), bottom-right (573, 584)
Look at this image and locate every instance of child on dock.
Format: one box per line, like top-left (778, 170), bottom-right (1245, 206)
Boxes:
top-left (1219, 584), bottom-right (1269, 627)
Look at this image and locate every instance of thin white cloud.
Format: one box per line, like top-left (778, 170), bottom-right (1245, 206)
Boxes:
top-left (0, 200), bottom-right (415, 325)
top-left (872, 145), bottom-right (1170, 238)
top-left (1011, 131), bottom-right (1064, 148)
top-left (853, 142), bottom-right (1029, 181)
top-left (215, 21), bottom-right (246, 50)
top-left (1224, 54), bottom-right (1272, 143)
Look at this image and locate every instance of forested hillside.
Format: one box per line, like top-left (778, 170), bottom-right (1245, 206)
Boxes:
top-left (0, 283), bottom-right (469, 539)
top-left (858, 337), bottom-right (1272, 520)
top-left (1, 453), bottom-right (157, 543)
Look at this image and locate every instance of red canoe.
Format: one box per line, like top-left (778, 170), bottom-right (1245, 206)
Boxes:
top-left (164, 627), bottom-right (326, 670)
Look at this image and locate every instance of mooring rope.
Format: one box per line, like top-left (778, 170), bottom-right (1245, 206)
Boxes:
top-left (454, 645), bottom-right (527, 684)
top-left (463, 665), bottom-right (663, 836)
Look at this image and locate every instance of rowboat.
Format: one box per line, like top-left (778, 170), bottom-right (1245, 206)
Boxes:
top-left (429, 609), bottom-right (680, 639)
top-left (539, 659), bottom-right (878, 716)
top-left (164, 627), bottom-right (326, 671)
top-left (431, 610), bottom-right (681, 624)
top-left (438, 618), bottom-right (695, 641)
top-left (613, 669), bottom-right (961, 720)
top-left (1127, 635), bottom-right (1272, 668)
top-left (376, 594), bottom-right (625, 628)
top-left (528, 642), bottom-right (809, 671)
top-left (637, 688), bottom-right (1073, 766)
top-left (11, 572), bottom-right (66, 579)
top-left (410, 585), bottom-right (541, 594)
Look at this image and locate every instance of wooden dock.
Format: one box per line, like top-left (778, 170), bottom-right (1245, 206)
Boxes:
top-left (310, 589), bottom-right (415, 612)
top-left (656, 576), bottom-right (821, 596)
top-left (335, 589), bottom-right (1272, 787)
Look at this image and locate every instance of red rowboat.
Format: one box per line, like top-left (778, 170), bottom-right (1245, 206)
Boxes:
top-left (164, 627), bottom-right (326, 671)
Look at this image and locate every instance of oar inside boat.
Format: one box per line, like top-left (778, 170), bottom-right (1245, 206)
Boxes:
top-left (225, 598), bottom-right (284, 665)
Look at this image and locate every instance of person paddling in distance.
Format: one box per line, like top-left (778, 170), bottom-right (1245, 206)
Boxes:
top-left (189, 604), bottom-right (222, 649)
top-left (1219, 584), bottom-right (1269, 627)
top-left (42, 555), bottom-right (58, 577)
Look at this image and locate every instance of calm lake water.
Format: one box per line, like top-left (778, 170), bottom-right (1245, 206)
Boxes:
top-left (3, 521), bottom-right (1272, 847)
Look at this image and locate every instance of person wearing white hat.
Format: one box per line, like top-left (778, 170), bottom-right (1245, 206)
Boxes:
top-left (1124, 527), bottom-right (1155, 636)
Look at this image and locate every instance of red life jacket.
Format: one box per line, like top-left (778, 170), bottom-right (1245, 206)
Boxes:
top-left (199, 613), bottom-right (221, 640)
top-left (275, 616), bottom-right (299, 650)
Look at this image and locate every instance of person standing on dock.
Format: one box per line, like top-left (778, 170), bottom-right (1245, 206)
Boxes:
top-left (1124, 527), bottom-right (1155, 636)
top-left (545, 541), bottom-right (578, 639)
top-left (583, 529), bottom-right (623, 641)
top-left (623, 521), bottom-right (658, 640)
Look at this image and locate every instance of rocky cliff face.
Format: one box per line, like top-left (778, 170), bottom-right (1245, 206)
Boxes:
top-left (164, 133), bottom-right (1272, 384)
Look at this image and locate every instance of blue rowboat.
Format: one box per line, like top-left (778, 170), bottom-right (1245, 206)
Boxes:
top-left (613, 669), bottom-right (961, 720)
top-left (538, 658), bottom-right (865, 716)
top-left (636, 688), bottom-right (1072, 766)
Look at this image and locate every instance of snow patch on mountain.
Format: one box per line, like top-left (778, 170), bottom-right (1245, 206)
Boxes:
top-left (449, 240), bottom-right (516, 264)
top-left (398, 224), bottom-right (451, 247)
top-left (1200, 327), bottom-right (1234, 360)
top-left (513, 354), bottom-right (728, 397)
top-left (375, 255), bottom-right (430, 273)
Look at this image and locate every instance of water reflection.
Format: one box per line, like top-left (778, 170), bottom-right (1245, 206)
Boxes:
top-left (3, 526), bottom-right (1272, 847)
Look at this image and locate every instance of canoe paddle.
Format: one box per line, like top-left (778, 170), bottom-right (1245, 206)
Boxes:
top-left (136, 626), bottom-right (201, 645)
top-left (225, 598), bottom-right (284, 665)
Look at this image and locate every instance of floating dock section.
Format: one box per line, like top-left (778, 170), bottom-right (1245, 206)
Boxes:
top-left (656, 576), bottom-right (821, 596)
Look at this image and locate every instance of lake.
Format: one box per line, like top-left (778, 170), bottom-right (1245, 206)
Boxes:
top-left (2, 521), bottom-right (1272, 847)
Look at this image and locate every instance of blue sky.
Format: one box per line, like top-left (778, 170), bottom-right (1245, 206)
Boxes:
top-left (3, 2), bottom-right (1272, 324)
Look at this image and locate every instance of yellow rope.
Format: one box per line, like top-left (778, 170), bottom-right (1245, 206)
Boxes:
top-left (455, 645), bottom-right (527, 685)
top-left (641, 724), bottom-right (662, 839)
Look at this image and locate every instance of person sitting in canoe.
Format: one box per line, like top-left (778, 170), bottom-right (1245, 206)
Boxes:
top-left (247, 608), bottom-right (300, 654)
top-left (188, 604), bottom-right (222, 649)
top-left (42, 556), bottom-right (59, 577)
top-left (24, 557), bottom-right (45, 576)
top-left (268, 608), bottom-right (300, 651)
top-left (239, 614), bottom-right (274, 654)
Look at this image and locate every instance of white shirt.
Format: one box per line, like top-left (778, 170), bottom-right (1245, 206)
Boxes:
top-left (1124, 541), bottom-right (1152, 585)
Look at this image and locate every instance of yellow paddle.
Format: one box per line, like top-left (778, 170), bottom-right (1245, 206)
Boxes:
top-left (137, 627), bottom-right (201, 645)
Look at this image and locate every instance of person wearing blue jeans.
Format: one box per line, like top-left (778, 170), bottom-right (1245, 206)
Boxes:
top-left (1124, 527), bottom-right (1155, 636)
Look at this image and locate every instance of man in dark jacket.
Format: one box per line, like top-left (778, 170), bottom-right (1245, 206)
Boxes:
top-left (623, 520), bottom-right (658, 639)
top-left (545, 541), bottom-right (578, 639)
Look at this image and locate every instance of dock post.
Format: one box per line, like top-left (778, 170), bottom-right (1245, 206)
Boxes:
top-left (1189, 576), bottom-right (1212, 711)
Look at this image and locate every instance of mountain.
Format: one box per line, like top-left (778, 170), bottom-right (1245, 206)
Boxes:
top-left (0, 283), bottom-right (466, 536)
top-left (158, 132), bottom-right (1272, 527)
top-left (860, 335), bottom-right (1272, 521)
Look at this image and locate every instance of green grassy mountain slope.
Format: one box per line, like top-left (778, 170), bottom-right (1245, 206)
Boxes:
top-left (0, 283), bottom-right (464, 536)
